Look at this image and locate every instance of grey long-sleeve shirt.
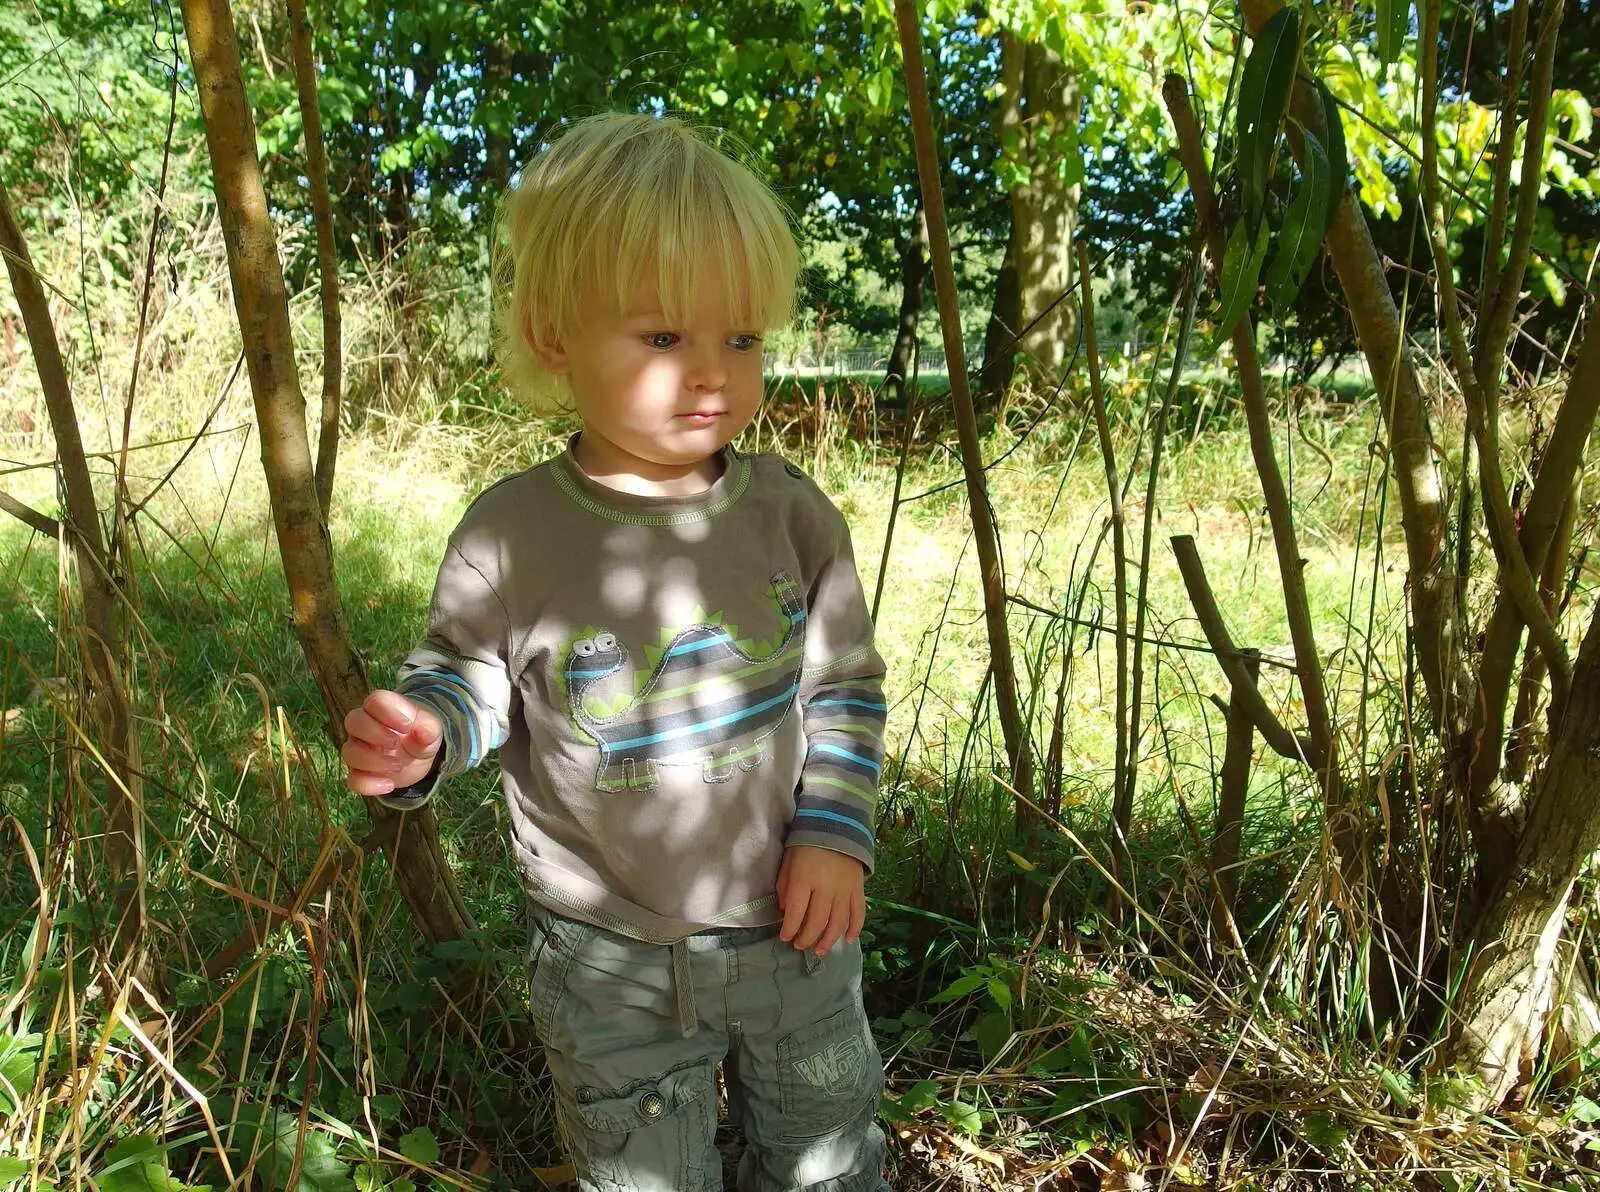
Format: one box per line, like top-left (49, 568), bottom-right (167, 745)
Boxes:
top-left (380, 442), bottom-right (887, 944)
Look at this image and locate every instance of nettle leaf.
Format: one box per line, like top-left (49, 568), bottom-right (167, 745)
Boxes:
top-left (973, 1012), bottom-right (1012, 1062)
top-left (95, 1136), bottom-right (174, 1192)
top-left (1265, 129), bottom-right (1333, 309)
top-left (1213, 217), bottom-right (1271, 346)
top-left (1374, 0), bottom-right (1409, 65)
top-left (1237, 6), bottom-right (1301, 229)
top-left (899, 1080), bottom-right (941, 1113)
top-left (396, 1129), bottom-right (439, 1168)
top-left (940, 1098), bottom-right (982, 1137)
top-left (930, 971), bottom-right (987, 1003)
top-left (230, 1110), bottom-right (355, 1192)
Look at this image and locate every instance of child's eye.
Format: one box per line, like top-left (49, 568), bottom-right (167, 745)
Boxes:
top-left (728, 334), bottom-right (762, 352)
top-left (643, 332), bottom-right (678, 350)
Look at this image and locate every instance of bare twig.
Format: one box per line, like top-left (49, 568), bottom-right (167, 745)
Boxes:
top-left (894, 0), bottom-right (1034, 808)
top-left (181, 0), bottom-right (479, 952)
top-left (1469, 312), bottom-right (1599, 806)
top-left (1077, 242), bottom-right (1129, 833)
top-left (0, 489), bottom-right (61, 538)
top-left (1212, 651), bottom-right (1260, 919)
top-left (1171, 535), bottom-right (1320, 767)
top-left (1118, 257), bottom-right (1198, 915)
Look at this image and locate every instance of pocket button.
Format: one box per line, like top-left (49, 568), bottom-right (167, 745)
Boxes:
top-left (639, 1091), bottom-right (665, 1119)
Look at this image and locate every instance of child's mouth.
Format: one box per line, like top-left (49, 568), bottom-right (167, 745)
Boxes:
top-left (676, 411), bottom-right (723, 425)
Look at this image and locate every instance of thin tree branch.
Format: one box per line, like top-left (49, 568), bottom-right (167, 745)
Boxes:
top-left (1419, 0), bottom-right (1572, 712)
top-left (1477, 0), bottom-right (1564, 392)
top-left (0, 489), bottom-right (60, 538)
top-left (285, 0), bottom-right (343, 521)
top-left (1469, 311), bottom-right (1599, 803)
top-left (181, 0), bottom-right (482, 956)
top-left (1236, 0), bottom-right (1461, 736)
top-left (1163, 74), bottom-right (1338, 787)
top-left (0, 176), bottom-right (138, 881)
top-left (895, 0), bottom-right (1034, 807)
top-left (1171, 535), bottom-right (1319, 767)
top-left (1078, 240), bottom-right (1131, 890)
top-left (1477, 0), bottom-right (1529, 354)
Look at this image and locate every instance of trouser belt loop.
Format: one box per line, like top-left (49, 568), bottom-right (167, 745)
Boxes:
top-left (670, 937), bottom-right (696, 1038)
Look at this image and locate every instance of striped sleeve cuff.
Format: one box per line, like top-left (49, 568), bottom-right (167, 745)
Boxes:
top-left (791, 686), bottom-right (886, 871)
top-left (394, 667), bottom-right (510, 785)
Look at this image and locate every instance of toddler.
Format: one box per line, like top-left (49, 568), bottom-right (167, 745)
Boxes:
top-left (342, 112), bottom-right (891, 1192)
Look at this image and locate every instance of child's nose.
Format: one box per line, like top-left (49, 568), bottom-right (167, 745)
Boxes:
top-left (687, 344), bottom-right (727, 391)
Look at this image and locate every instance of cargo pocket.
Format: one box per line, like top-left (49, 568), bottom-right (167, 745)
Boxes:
top-left (527, 910), bottom-right (590, 1041)
top-left (559, 1062), bottom-right (717, 1191)
top-left (776, 1003), bottom-right (880, 1141)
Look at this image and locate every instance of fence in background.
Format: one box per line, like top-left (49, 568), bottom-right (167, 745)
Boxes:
top-left (770, 330), bottom-right (1150, 377)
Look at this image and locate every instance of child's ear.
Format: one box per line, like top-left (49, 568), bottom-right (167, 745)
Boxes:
top-left (525, 312), bottom-right (569, 374)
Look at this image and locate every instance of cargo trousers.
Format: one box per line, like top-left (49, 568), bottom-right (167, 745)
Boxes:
top-left (526, 906), bottom-right (890, 1192)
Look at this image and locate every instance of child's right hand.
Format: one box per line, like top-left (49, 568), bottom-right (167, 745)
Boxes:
top-left (342, 690), bottom-right (443, 797)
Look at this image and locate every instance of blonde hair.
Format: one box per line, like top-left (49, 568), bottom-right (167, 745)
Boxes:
top-left (494, 112), bottom-right (801, 414)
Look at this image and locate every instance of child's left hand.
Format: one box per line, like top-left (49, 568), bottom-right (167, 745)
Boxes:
top-left (776, 845), bottom-right (866, 956)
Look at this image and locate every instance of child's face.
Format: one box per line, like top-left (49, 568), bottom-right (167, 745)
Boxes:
top-left (535, 276), bottom-right (765, 489)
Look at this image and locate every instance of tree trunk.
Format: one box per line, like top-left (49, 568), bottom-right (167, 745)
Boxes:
top-left (979, 225), bottom-right (1020, 405)
top-left (179, 0), bottom-right (477, 950)
top-left (482, 40), bottom-right (513, 200)
top-left (1002, 32), bottom-right (1080, 380)
top-left (1451, 602), bottom-right (1600, 1104)
top-left (882, 198), bottom-right (927, 409)
top-left (0, 179), bottom-right (139, 888)
top-left (1466, 314), bottom-right (1599, 884)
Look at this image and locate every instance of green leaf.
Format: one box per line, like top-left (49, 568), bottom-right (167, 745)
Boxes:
top-left (1301, 1109), bottom-right (1348, 1150)
top-left (1374, 0), bottom-right (1409, 65)
top-left (940, 1099), bottom-right (982, 1136)
top-left (1237, 7), bottom-right (1301, 229)
top-left (396, 1129), bottom-right (439, 1168)
top-left (1378, 1066), bottom-right (1416, 1109)
top-left (95, 1137), bottom-right (173, 1192)
top-left (973, 1012), bottom-right (1012, 1062)
top-left (1213, 217), bottom-right (1271, 345)
top-left (901, 1080), bottom-right (942, 1112)
top-left (1265, 129), bottom-right (1332, 309)
top-left (0, 1032), bottom-right (43, 1115)
top-left (1569, 1094), bottom-right (1600, 1125)
top-left (930, 972), bottom-right (986, 1003)
top-left (984, 977), bottom-right (1012, 1014)
top-left (707, 87), bottom-right (729, 107)
top-left (0, 1158), bottom-right (30, 1188)
top-left (1314, 79), bottom-right (1348, 232)
top-left (229, 1110), bottom-right (355, 1192)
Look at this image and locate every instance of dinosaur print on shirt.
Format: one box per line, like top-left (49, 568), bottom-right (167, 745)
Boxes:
top-left (562, 571), bottom-right (807, 791)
